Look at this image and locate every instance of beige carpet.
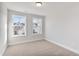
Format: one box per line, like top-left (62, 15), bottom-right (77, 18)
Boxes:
top-left (3, 39), bottom-right (78, 56)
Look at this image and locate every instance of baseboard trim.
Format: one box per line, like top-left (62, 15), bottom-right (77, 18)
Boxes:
top-left (8, 38), bottom-right (44, 46)
top-left (45, 38), bottom-right (79, 55)
top-left (0, 43), bottom-right (7, 56)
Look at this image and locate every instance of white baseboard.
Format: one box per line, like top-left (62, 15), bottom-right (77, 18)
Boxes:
top-left (45, 37), bottom-right (79, 55)
top-left (0, 43), bottom-right (7, 56)
top-left (8, 38), bottom-right (44, 46)
top-left (8, 35), bottom-right (45, 46)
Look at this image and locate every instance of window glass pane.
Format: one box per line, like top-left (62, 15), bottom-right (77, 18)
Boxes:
top-left (32, 17), bottom-right (42, 35)
top-left (12, 15), bottom-right (26, 23)
top-left (12, 15), bottom-right (26, 36)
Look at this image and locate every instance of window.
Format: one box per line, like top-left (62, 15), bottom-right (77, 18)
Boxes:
top-left (32, 17), bottom-right (42, 35)
top-left (11, 15), bottom-right (26, 37)
top-left (8, 10), bottom-right (44, 38)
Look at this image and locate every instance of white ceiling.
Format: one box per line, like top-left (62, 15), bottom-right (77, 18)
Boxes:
top-left (4, 2), bottom-right (79, 9)
top-left (3, 2), bottom-right (79, 15)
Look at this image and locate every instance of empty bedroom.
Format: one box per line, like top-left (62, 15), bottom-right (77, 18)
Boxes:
top-left (0, 2), bottom-right (79, 56)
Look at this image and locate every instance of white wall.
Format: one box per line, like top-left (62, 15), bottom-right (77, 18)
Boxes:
top-left (0, 3), bottom-right (2, 54)
top-left (63, 3), bottom-right (79, 53)
top-left (0, 3), bottom-right (7, 55)
top-left (0, 3), bottom-right (1, 42)
top-left (46, 3), bottom-right (79, 54)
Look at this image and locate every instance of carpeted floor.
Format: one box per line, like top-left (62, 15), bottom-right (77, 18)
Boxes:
top-left (3, 39), bottom-right (79, 56)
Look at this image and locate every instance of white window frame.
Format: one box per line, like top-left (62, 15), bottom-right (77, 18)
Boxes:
top-left (8, 10), bottom-right (27, 37)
